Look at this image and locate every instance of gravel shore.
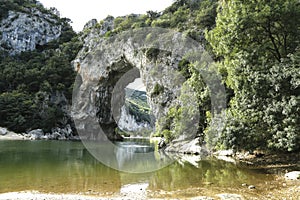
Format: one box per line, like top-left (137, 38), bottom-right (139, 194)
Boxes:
top-left (0, 191), bottom-right (133, 200)
top-left (0, 132), bottom-right (24, 140)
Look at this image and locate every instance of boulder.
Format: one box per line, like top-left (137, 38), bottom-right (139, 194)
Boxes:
top-left (285, 171), bottom-right (300, 180)
top-left (50, 125), bottom-right (74, 140)
top-left (214, 149), bottom-right (234, 157)
top-left (165, 138), bottom-right (209, 155)
top-left (28, 129), bottom-right (44, 140)
top-left (158, 137), bottom-right (166, 149)
top-left (50, 131), bottom-right (61, 140)
top-left (0, 127), bottom-right (8, 135)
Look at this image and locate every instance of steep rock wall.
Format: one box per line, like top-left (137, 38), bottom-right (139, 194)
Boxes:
top-left (0, 8), bottom-right (62, 54)
top-left (71, 18), bottom-right (194, 141)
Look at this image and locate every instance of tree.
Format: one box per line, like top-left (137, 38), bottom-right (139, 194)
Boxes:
top-left (207, 0), bottom-right (300, 151)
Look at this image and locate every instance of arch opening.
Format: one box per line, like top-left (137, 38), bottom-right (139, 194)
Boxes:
top-left (117, 77), bottom-right (155, 138)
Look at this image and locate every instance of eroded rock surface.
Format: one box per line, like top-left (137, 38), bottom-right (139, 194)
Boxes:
top-left (0, 8), bottom-right (62, 55)
top-left (72, 19), bottom-right (199, 141)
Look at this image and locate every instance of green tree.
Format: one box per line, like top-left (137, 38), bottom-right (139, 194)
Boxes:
top-left (207, 0), bottom-right (300, 151)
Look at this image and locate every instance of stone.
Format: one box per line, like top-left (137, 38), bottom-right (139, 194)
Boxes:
top-left (51, 131), bottom-right (61, 140)
top-left (28, 129), bottom-right (44, 140)
top-left (248, 185), bottom-right (255, 189)
top-left (0, 127), bottom-right (8, 135)
top-left (158, 137), bottom-right (166, 149)
top-left (165, 138), bottom-right (209, 155)
top-left (285, 171), bottom-right (300, 180)
top-left (214, 150), bottom-right (234, 157)
top-left (217, 193), bottom-right (243, 200)
top-left (83, 19), bottom-right (97, 30)
top-left (72, 24), bottom-right (188, 141)
top-left (0, 7), bottom-right (62, 55)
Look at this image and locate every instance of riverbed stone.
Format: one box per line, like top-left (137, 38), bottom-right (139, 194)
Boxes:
top-left (214, 149), bottom-right (234, 157)
top-left (0, 127), bottom-right (8, 135)
top-left (217, 193), bottom-right (243, 200)
top-left (248, 185), bottom-right (255, 189)
top-left (165, 138), bottom-right (209, 155)
top-left (285, 171), bottom-right (300, 180)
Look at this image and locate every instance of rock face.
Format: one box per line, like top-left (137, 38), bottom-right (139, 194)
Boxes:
top-left (0, 7), bottom-right (62, 54)
top-left (117, 88), bottom-right (152, 132)
top-left (72, 17), bottom-right (199, 141)
top-left (118, 105), bottom-right (151, 132)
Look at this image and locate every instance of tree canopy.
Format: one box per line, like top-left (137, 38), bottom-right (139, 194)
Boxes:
top-left (207, 0), bottom-right (300, 151)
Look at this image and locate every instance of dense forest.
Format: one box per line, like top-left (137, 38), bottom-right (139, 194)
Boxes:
top-left (0, 0), bottom-right (299, 152)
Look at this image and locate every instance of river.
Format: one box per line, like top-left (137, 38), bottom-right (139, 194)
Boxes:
top-left (0, 139), bottom-right (293, 199)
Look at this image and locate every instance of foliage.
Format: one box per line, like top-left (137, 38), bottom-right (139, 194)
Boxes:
top-left (207, 0), bottom-right (300, 152)
top-left (0, 0), bottom-right (61, 21)
top-left (0, 0), bottom-right (82, 133)
top-left (151, 83), bottom-right (164, 97)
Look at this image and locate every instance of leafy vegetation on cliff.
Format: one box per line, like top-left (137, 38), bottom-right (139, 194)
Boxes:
top-left (0, 0), bottom-right (82, 132)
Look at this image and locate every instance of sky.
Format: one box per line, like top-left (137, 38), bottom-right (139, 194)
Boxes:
top-left (126, 78), bottom-right (146, 91)
top-left (39, 0), bottom-right (174, 32)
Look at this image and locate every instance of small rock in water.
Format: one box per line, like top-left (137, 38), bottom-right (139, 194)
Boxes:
top-left (248, 185), bottom-right (255, 189)
top-left (285, 171), bottom-right (300, 180)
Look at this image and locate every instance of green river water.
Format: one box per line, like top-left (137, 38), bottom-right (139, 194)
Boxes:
top-left (0, 140), bottom-right (289, 198)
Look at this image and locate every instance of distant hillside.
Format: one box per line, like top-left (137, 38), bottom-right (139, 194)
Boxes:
top-left (124, 88), bottom-right (152, 125)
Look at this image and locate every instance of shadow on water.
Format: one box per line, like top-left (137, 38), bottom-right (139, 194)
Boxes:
top-left (0, 139), bottom-right (278, 198)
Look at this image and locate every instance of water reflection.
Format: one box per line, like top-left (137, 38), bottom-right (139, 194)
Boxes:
top-left (83, 139), bottom-right (174, 173)
top-left (0, 140), bottom-right (275, 198)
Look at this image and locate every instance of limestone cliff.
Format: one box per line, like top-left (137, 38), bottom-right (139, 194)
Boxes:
top-left (72, 16), bottom-right (202, 144)
top-left (0, 1), bottom-right (80, 138)
top-left (0, 3), bottom-right (62, 55)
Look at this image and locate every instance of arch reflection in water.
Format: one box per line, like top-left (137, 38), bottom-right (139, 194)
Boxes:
top-left (84, 139), bottom-right (173, 173)
top-left (0, 140), bottom-right (279, 199)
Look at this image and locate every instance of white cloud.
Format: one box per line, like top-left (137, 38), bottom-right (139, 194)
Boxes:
top-left (38, 0), bottom-right (174, 31)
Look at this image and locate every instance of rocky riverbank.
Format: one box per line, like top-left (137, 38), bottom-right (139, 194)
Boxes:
top-left (0, 126), bottom-right (80, 141)
top-left (0, 192), bottom-right (104, 200)
top-left (0, 182), bottom-right (299, 200)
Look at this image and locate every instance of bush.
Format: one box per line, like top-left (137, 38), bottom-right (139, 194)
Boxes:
top-left (151, 83), bottom-right (164, 97)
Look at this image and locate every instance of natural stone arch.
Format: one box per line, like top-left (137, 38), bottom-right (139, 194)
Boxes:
top-left (71, 27), bottom-right (227, 172)
top-left (72, 27), bottom-right (225, 142)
